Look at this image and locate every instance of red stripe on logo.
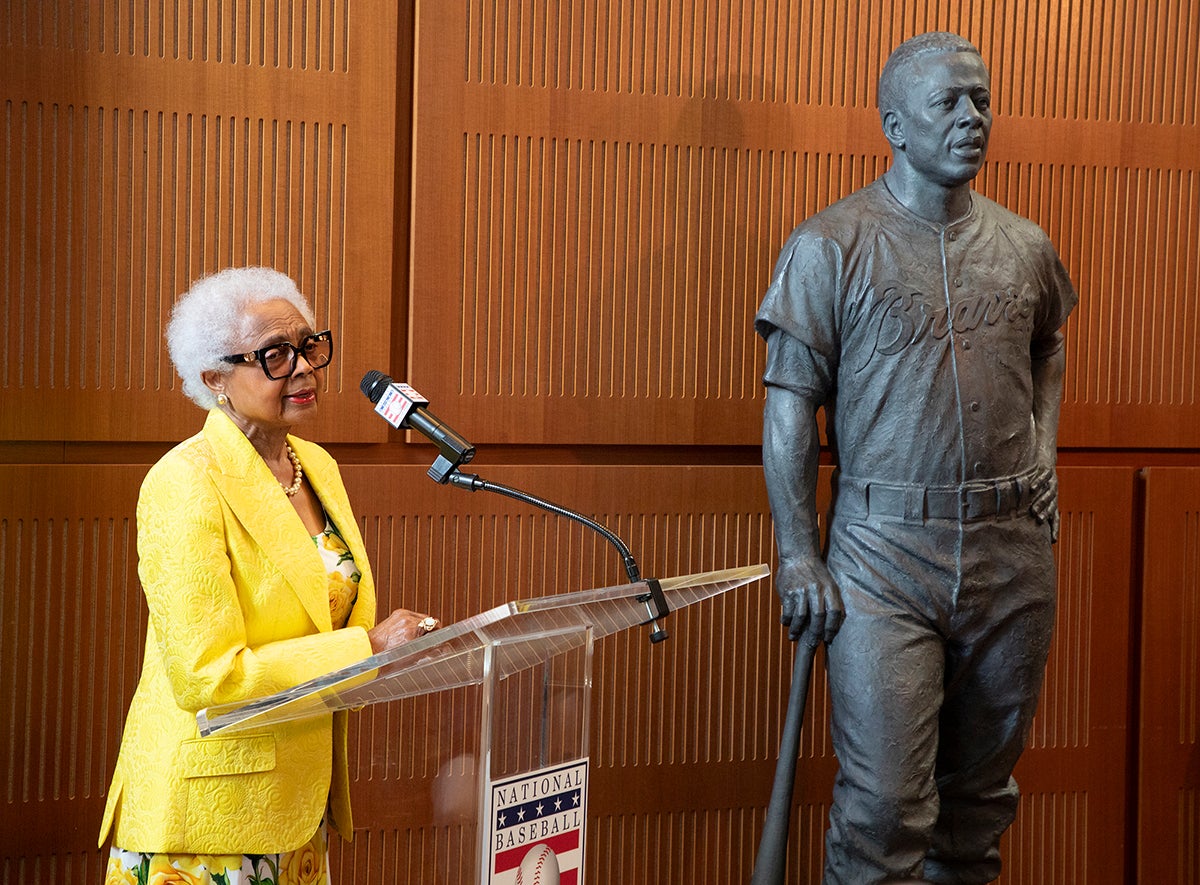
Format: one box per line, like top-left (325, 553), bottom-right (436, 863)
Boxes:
top-left (493, 830), bottom-right (581, 872)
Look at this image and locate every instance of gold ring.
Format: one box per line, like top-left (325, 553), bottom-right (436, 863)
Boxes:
top-left (418, 616), bottom-right (437, 633)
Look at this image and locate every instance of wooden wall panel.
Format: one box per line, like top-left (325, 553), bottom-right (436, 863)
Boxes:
top-left (1140, 468), bottom-right (1200, 885)
top-left (998, 468), bottom-right (1137, 884)
top-left (411, 0), bottom-right (1199, 447)
top-left (0, 0), bottom-right (399, 442)
top-left (0, 466), bottom-right (146, 883)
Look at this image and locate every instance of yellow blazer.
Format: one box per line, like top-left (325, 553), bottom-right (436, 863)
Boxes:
top-left (98, 409), bottom-right (376, 854)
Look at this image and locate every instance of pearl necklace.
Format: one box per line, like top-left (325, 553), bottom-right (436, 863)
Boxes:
top-left (281, 442), bottom-right (303, 496)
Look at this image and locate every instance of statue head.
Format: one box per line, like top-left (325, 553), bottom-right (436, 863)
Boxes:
top-left (878, 32), bottom-right (984, 120)
top-left (878, 32), bottom-right (992, 190)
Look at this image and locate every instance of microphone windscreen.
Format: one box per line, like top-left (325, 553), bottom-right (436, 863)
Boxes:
top-left (360, 370), bottom-right (392, 403)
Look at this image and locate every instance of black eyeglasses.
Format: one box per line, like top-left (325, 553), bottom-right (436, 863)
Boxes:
top-left (221, 330), bottom-right (334, 380)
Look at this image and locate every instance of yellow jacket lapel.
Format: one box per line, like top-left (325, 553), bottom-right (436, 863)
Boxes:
top-left (202, 411), bottom-right (332, 633)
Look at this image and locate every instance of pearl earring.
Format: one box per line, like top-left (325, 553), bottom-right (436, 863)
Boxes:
top-left (217, 393), bottom-right (228, 406)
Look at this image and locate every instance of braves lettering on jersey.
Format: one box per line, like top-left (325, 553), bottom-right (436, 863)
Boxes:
top-left (756, 178), bottom-right (1077, 485)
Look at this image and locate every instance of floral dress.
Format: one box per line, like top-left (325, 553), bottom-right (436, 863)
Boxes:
top-left (105, 521), bottom-right (362, 885)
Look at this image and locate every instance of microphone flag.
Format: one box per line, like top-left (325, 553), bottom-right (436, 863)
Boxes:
top-left (373, 381), bottom-right (429, 430)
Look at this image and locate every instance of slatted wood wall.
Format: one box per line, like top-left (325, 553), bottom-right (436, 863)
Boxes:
top-left (2, 1), bottom-right (1198, 883)
top-left (0, 0), bottom-right (398, 442)
top-left (1140, 469), bottom-right (1200, 885)
top-left (409, 0), bottom-right (1200, 449)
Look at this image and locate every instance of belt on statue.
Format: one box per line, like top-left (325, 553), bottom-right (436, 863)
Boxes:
top-left (833, 471), bottom-right (1037, 523)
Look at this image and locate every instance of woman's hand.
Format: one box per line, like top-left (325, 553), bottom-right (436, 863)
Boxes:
top-left (367, 607), bottom-right (440, 653)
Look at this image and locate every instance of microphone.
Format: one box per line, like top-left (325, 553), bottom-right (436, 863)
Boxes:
top-left (360, 371), bottom-right (476, 483)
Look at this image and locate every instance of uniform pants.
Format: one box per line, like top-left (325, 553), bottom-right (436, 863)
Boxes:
top-left (821, 509), bottom-right (1056, 884)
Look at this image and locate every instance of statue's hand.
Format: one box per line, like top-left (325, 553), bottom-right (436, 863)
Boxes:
top-left (1029, 465), bottom-right (1060, 543)
top-left (776, 556), bottom-right (844, 647)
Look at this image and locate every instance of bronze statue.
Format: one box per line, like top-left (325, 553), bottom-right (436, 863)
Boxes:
top-left (756, 32), bottom-right (1077, 883)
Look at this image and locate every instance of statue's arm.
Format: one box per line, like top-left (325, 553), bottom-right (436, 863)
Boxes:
top-left (763, 384), bottom-right (845, 646)
top-left (1029, 345), bottom-right (1067, 542)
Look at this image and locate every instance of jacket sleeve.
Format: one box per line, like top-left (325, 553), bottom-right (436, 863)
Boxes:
top-left (136, 457), bottom-right (374, 713)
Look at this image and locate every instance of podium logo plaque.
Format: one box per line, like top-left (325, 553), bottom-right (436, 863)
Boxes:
top-left (488, 758), bottom-right (588, 884)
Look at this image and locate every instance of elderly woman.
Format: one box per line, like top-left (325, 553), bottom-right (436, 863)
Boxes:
top-left (99, 267), bottom-right (434, 884)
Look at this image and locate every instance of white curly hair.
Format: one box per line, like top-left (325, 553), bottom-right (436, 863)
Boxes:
top-left (167, 267), bottom-right (316, 410)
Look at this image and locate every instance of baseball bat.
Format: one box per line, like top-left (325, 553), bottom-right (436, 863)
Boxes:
top-left (749, 639), bottom-right (817, 885)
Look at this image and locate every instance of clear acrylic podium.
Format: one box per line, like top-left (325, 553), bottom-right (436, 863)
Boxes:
top-left (197, 563), bottom-right (769, 883)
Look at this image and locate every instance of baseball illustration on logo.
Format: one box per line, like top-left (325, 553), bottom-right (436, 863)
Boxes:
top-left (515, 844), bottom-right (560, 885)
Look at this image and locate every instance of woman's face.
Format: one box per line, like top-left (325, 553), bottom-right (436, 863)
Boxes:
top-left (204, 298), bottom-right (323, 439)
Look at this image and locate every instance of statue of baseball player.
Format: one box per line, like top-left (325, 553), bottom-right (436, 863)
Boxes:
top-left (756, 32), bottom-right (1077, 884)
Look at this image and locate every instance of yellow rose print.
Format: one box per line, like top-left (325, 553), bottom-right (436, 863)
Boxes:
top-left (103, 857), bottom-right (138, 885)
top-left (329, 571), bottom-right (355, 590)
top-left (322, 531), bottom-right (349, 555)
top-left (280, 832), bottom-right (326, 885)
top-left (147, 855), bottom-right (205, 885)
top-left (328, 570), bottom-right (360, 625)
top-left (196, 854), bottom-right (240, 878)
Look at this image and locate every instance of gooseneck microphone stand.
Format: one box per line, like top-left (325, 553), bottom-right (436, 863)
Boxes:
top-left (447, 472), bottom-right (639, 582)
top-left (446, 470), bottom-right (670, 644)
